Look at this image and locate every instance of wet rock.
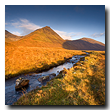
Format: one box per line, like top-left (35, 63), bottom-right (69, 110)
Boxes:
top-left (49, 73), bottom-right (56, 79)
top-left (59, 70), bottom-right (64, 74)
top-left (71, 61), bottom-right (75, 63)
top-left (74, 56), bottom-right (77, 58)
top-left (66, 59), bottom-right (70, 62)
top-left (15, 77), bottom-right (29, 90)
top-left (38, 76), bottom-right (49, 82)
top-left (49, 73), bottom-right (56, 76)
top-left (80, 57), bottom-right (85, 61)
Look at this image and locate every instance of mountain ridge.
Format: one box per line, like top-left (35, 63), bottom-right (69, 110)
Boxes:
top-left (5, 30), bottom-right (23, 42)
top-left (5, 26), bottom-right (105, 50)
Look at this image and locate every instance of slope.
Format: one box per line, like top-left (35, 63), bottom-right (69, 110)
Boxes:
top-left (63, 37), bottom-right (105, 51)
top-left (12, 26), bottom-right (65, 48)
top-left (5, 30), bottom-right (23, 42)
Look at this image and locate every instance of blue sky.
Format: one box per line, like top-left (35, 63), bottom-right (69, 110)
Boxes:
top-left (5, 5), bottom-right (105, 44)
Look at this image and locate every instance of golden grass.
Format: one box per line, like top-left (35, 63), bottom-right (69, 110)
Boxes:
top-left (5, 43), bottom-right (86, 79)
top-left (14, 51), bottom-right (105, 105)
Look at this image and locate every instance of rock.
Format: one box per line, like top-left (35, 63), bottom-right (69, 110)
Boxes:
top-left (66, 59), bottom-right (70, 62)
top-left (59, 70), bottom-right (64, 74)
top-left (57, 71), bottom-right (59, 73)
top-left (80, 57), bottom-right (85, 61)
top-left (49, 73), bottom-right (56, 76)
top-left (70, 59), bottom-right (75, 63)
top-left (71, 61), bottom-right (75, 63)
top-left (49, 73), bottom-right (56, 79)
top-left (74, 56), bottom-right (77, 58)
top-left (38, 76), bottom-right (49, 82)
top-left (15, 77), bottom-right (29, 90)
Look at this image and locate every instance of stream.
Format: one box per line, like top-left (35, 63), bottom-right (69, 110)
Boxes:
top-left (5, 54), bottom-right (87, 105)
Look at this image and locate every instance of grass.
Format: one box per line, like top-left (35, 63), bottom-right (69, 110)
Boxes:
top-left (5, 44), bottom-right (86, 79)
top-left (14, 51), bottom-right (105, 105)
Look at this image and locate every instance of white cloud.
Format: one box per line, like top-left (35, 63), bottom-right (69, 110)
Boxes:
top-left (91, 32), bottom-right (105, 37)
top-left (19, 19), bottom-right (41, 31)
top-left (55, 30), bottom-right (85, 40)
top-left (55, 30), bottom-right (72, 40)
top-left (11, 19), bottom-right (41, 35)
top-left (12, 31), bottom-right (21, 36)
top-left (70, 32), bottom-right (85, 37)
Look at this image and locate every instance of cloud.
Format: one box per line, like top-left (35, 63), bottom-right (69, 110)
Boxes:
top-left (11, 19), bottom-right (41, 35)
top-left (91, 32), bottom-right (105, 37)
top-left (12, 31), bottom-right (21, 36)
top-left (55, 30), bottom-right (72, 40)
top-left (55, 30), bottom-right (85, 40)
top-left (70, 32), bottom-right (85, 37)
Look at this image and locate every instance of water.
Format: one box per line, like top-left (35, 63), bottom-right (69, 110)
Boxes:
top-left (5, 55), bottom-right (85, 105)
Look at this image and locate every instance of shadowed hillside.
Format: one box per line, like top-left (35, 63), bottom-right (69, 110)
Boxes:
top-left (63, 38), bottom-right (105, 51)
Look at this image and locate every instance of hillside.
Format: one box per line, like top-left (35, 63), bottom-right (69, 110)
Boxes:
top-left (5, 30), bottom-right (23, 42)
top-left (11, 26), bottom-right (65, 48)
top-left (63, 37), bottom-right (105, 51)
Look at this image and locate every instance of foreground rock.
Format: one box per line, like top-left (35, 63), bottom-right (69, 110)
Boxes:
top-left (15, 77), bottom-right (29, 90)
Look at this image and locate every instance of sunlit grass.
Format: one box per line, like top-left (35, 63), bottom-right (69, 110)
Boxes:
top-left (5, 44), bottom-right (86, 79)
top-left (14, 51), bottom-right (105, 105)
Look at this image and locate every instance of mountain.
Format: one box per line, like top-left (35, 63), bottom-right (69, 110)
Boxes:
top-left (11, 26), bottom-right (65, 48)
top-left (5, 26), bottom-right (105, 51)
top-left (63, 37), bottom-right (105, 51)
top-left (5, 30), bottom-right (23, 42)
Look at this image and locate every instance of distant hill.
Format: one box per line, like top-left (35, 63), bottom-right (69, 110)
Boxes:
top-left (5, 26), bottom-right (105, 51)
top-left (5, 30), bottom-right (23, 42)
top-left (63, 37), bottom-right (105, 51)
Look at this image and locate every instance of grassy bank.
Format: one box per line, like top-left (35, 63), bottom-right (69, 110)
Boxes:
top-left (14, 51), bottom-right (105, 105)
top-left (5, 46), bottom-right (86, 79)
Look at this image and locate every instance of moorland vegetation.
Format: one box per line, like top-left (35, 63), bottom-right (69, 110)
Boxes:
top-left (14, 51), bottom-right (105, 105)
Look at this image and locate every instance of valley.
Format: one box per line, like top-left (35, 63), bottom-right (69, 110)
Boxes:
top-left (5, 26), bottom-right (105, 105)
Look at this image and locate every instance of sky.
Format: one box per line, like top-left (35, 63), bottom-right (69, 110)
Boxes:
top-left (5, 5), bottom-right (105, 44)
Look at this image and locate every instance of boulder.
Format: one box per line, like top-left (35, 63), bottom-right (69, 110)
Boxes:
top-left (38, 76), bottom-right (49, 82)
top-left (15, 77), bottom-right (29, 90)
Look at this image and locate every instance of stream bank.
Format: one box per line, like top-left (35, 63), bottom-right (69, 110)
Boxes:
top-left (5, 53), bottom-right (87, 105)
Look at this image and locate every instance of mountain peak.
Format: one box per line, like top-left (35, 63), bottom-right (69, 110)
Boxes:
top-left (42, 26), bottom-right (51, 30)
top-left (80, 37), bottom-right (90, 40)
top-left (44, 26), bottom-right (50, 28)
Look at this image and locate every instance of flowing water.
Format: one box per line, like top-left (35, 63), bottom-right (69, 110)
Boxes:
top-left (5, 54), bottom-right (86, 105)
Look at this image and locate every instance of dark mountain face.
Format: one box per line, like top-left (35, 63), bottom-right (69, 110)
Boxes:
top-left (5, 27), bottom-right (105, 51)
top-left (63, 38), bottom-right (105, 51)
